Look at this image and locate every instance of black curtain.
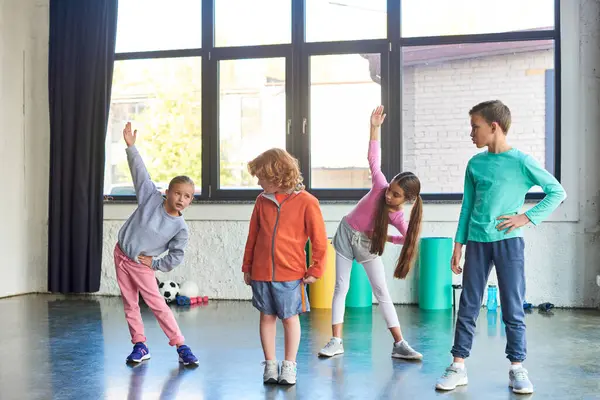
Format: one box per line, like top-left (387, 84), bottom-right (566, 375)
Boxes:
top-left (48, 0), bottom-right (118, 293)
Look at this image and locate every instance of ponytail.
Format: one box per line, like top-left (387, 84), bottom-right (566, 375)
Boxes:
top-left (369, 192), bottom-right (389, 256)
top-left (394, 195), bottom-right (423, 279)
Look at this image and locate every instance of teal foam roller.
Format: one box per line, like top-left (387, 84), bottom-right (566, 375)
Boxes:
top-left (345, 260), bottom-right (372, 308)
top-left (418, 237), bottom-right (453, 310)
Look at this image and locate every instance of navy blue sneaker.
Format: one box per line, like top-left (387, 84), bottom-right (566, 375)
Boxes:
top-left (126, 342), bottom-right (151, 363)
top-left (177, 345), bottom-right (199, 366)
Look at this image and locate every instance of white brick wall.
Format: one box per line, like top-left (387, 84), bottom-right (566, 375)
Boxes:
top-left (403, 49), bottom-right (554, 193)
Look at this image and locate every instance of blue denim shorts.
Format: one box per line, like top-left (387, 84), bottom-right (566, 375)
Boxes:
top-left (251, 279), bottom-right (309, 320)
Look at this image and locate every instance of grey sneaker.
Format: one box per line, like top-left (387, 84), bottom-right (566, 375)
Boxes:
top-left (435, 365), bottom-right (468, 391)
top-left (278, 360), bottom-right (297, 385)
top-left (509, 367), bottom-right (534, 394)
top-left (262, 360), bottom-right (279, 384)
top-left (318, 338), bottom-right (344, 357)
top-left (391, 341), bottom-right (423, 360)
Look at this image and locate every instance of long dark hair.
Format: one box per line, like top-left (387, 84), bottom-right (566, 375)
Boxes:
top-left (369, 172), bottom-right (423, 279)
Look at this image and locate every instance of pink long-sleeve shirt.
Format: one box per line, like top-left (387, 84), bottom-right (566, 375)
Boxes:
top-left (345, 140), bottom-right (408, 245)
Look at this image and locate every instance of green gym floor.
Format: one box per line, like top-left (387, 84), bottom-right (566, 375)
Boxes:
top-left (1, 294), bottom-right (599, 399)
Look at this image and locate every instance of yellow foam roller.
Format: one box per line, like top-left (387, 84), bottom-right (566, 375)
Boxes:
top-left (309, 239), bottom-right (336, 309)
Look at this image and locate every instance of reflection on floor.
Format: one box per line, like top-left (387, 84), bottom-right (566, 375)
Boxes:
top-left (1, 294), bottom-right (599, 399)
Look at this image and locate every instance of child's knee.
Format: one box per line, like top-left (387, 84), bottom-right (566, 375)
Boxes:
top-left (260, 312), bottom-right (277, 322)
top-left (371, 284), bottom-right (390, 301)
top-left (334, 280), bottom-right (350, 294)
top-left (124, 304), bottom-right (140, 313)
top-left (282, 314), bottom-right (299, 325)
top-left (149, 302), bottom-right (171, 315)
top-left (144, 294), bottom-right (171, 312)
top-left (457, 305), bottom-right (481, 321)
top-left (501, 312), bottom-right (525, 326)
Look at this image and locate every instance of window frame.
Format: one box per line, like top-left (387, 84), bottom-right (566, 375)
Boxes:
top-left (105, 0), bottom-right (560, 203)
top-left (299, 44), bottom-right (390, 201)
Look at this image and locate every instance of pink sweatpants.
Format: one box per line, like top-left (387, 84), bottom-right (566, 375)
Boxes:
top-left (114, 244), bottom-right (184, 346)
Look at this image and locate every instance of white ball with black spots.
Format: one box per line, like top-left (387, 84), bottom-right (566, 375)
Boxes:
top-left (159, 280), bottom-right (179, 303)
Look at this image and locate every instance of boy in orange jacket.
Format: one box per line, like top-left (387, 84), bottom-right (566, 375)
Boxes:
top-left (242, 148), bottom-right (328, 386)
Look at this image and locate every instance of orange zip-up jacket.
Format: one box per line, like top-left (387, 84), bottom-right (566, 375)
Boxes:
top-left (242, 191), bottom-right (328, 282)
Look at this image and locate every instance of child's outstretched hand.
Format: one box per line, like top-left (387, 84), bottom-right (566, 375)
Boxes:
top-left (244, 272), bottom-right (251, 285)
top-left (303, 275), bottom-right (317, 284)
top-left (123, 122), bottom-right (137, 147)
top-left (370, 105), bottom-right (386, 127)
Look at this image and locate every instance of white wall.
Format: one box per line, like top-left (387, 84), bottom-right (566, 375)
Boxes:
top-left (100, 0), bottom-right (600, 308)
top-left (576, 0), bottom-right (600, 307)
top-left (0, 0), bottom-right (49, 297)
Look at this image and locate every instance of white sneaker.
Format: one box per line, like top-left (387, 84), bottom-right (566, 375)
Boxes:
top-left (509, 367), bottom-right (534, 394)
top-left (278, 360), bottom-right (297, 385)
top-left (318, 337), bottom-right (344, 357)
top-left (435, 365), bottom-right (468, 391)
top-left (391, 340), bottom-right (423, 360)
top-left (262, 360), bottom-right (279, 384)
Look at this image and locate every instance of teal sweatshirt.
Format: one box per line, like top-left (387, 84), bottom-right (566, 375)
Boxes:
top-left (455, 148), bottom-right (566, 244)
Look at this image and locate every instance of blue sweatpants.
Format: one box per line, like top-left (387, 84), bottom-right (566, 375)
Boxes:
top-left (452, 238), bottom-right (527, 362)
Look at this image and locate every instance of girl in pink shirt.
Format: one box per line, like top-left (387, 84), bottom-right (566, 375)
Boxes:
top-left (318, 106), bottom-right (424, 360)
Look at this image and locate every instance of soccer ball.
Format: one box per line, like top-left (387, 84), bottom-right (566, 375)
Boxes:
top-left (159, 280), bottom-right (180, 303)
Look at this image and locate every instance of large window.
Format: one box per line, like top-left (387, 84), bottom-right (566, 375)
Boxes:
top-left (305, 0), bottom-right (387, 42)
top-left (105, 57), bottom-right (202, 197)
top-left (401, 0), bottom-right (554, 37)
top-left (401, 40), bottom-right (555, 194)
top-left (309, 53), bottom-right (382, 189)
top-left (115, 0), bottom-right (202, 53)
top-left (106, 0), bottom-right (560, 201)
top-left (218, 58), bottom-right (287, 189)
top-left (214, 0), bottom-right (291, 47)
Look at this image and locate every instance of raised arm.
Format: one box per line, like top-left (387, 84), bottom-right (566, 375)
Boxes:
top-left (368, 105), bottom-right (388, 188)
top-left (123, 122), bottom-right (159, 204)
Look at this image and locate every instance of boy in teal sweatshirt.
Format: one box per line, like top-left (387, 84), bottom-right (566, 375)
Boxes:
top-left (435, 100), bottom-right (566, 395)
